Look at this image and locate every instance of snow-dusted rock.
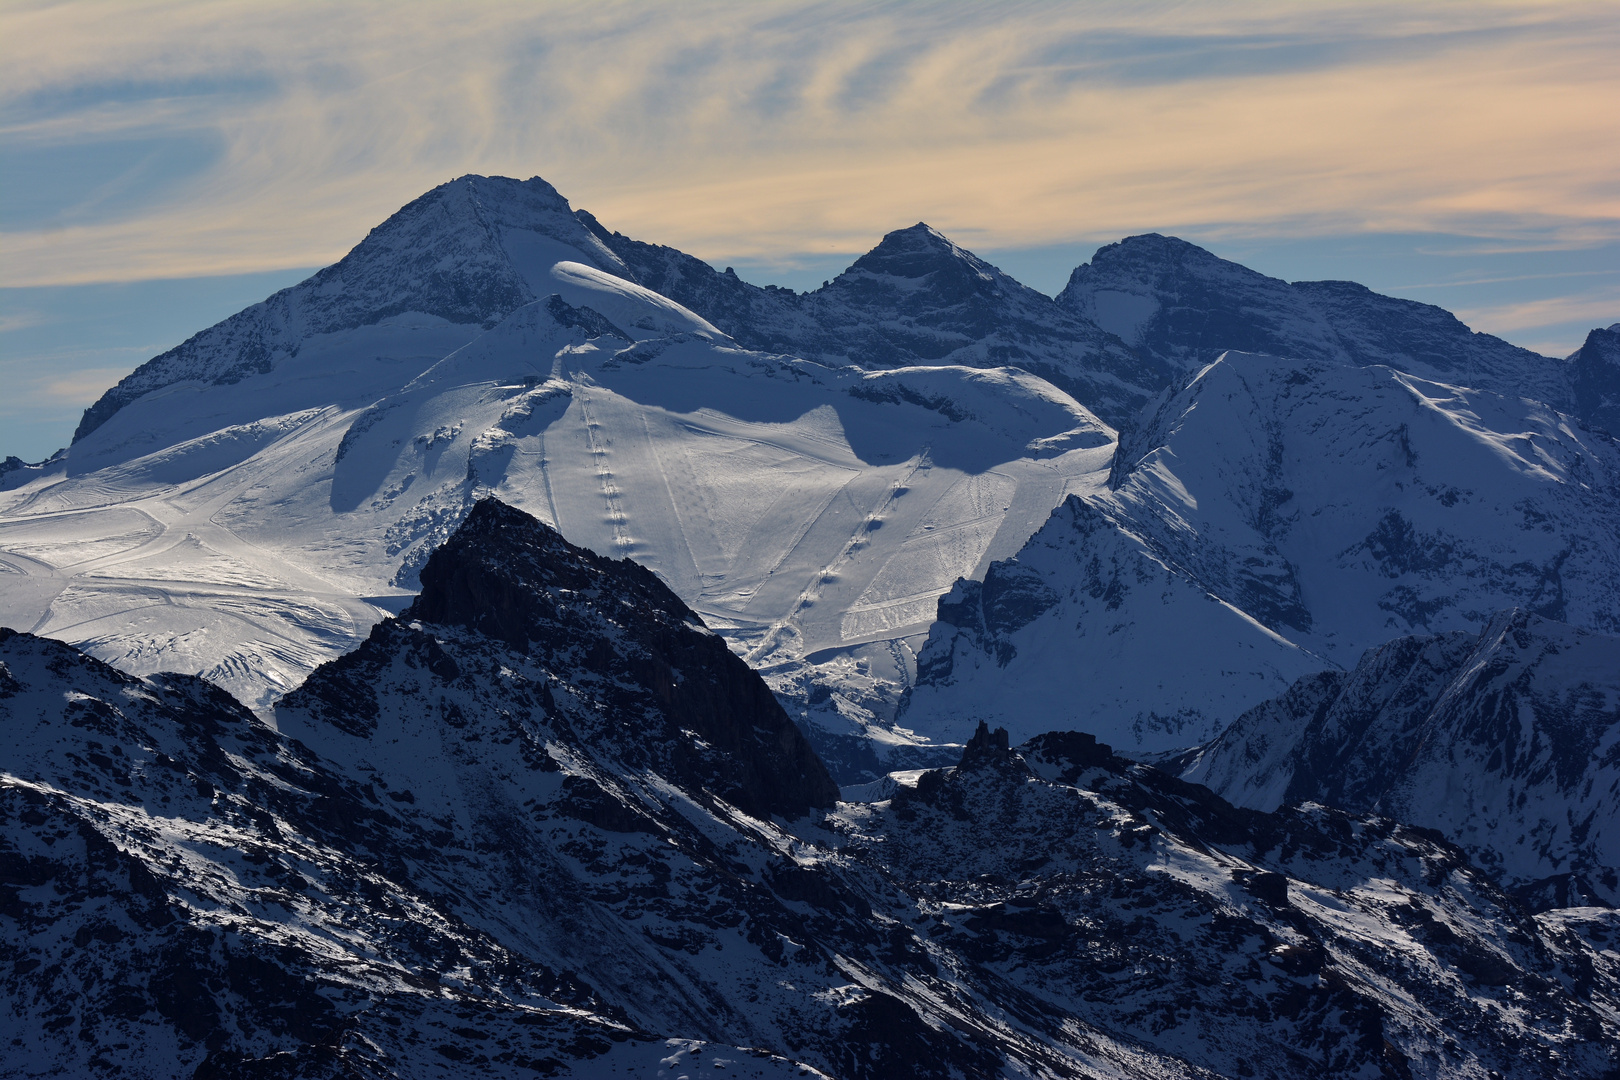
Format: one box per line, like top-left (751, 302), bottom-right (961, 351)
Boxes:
top-left (5, 503), bottom-right (1617, 1077)
top-left (1057, 232), bottom-right (1572, 409)
top-left (594, 219), bottom-right (1167, 429)
top-left (71, 175), bottom-right (628, 458)
top-left (1181, 609), bottom-right (1620, 909)
top-left (903, 348), bottom-right (1620, 754)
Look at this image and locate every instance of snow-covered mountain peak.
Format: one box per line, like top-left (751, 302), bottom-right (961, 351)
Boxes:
top-left (899, 340), bottom-right (1620, 757)
top-left (841, 222), bottom-right (998, 288)
top-left (1058, 232), bottom-right (1569, 407)
top-left (1059, 233), bottom-right (1345, 362)
top-left (69, 174), bottom-right (625, 455)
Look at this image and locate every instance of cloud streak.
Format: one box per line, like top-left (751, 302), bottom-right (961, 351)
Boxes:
top-left (4, 0), bottom-right (1618, 285)
top-left (1457, 286), bottom-right (1620, 336)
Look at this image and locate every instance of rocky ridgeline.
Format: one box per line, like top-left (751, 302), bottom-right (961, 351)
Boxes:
top-left (3, 501), bottom-right (1618, 1077)
top-left (1181, 609), bottom-right (1620, 911)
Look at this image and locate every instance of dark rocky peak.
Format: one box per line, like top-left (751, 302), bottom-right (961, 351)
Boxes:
top-left (896, 721), bottom-right (1036, 813)
top-left (407, 496), bottom-right (702, 648)
top-left (1569, 322), bottom-right (1620, 437)
top-left (956, 720), bottom-right (1012, 769)
top-left (841, 223), bottom-right (998, 287)
top-left (396, 498), bottom-right (839, 818)
top-left (824, 222), bottom-right (1055, 317)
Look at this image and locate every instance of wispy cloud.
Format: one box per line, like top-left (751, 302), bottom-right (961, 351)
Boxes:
top-left (0, 356), bottom-right (132, 415)
top-left (1390, 268), bottom-right (1620, 291)
top-left (0, 311), bottom-right (47, 333)
top-left (3, 0), bottom-right (1618, 285)
top-left (1456, 287), bottom-right (1620, 335)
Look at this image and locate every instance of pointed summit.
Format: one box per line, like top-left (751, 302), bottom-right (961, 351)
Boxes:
top-left (393, 498), bottom-right (840, 818)
top-left (832, 222), bottom-right (1018, 308)
top-left (1569, 322), bottom-right (1620, 436)
top-left (73, 175), bottom-right (623, 445)
top-left (845, 222), bottom-right (995, 284)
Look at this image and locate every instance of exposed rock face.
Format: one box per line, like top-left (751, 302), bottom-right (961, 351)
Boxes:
top-left (0, 626), bottom-right (834, 1079)
top-left (840, 724), bottom-right (1620, 1079)
top-left (393, 497), bottom-right (838, 818)
top-left (1569, 323), bottom-right (1620, 437)
top-left (591, 217), bottom-right (1164, 428)
top-left (1057, 232), bottom-right (1570, 408)
top-left (7, 507), bottom-right (1620, 1077)
top-left (1181, 609), bottom-right (1620, 909)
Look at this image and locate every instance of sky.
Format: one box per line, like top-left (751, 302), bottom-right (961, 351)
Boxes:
top-left (3, 0), bottom-right (1618, 462)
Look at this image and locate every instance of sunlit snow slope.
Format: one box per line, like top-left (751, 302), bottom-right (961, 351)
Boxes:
top-left (0, 176), bottom-right (1114, 761)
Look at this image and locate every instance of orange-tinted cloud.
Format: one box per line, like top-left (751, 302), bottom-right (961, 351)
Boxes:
top-left (3, 0), bottom-right (1617, 285)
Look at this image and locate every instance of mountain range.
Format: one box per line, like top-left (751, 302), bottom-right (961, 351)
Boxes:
top-left (2, 173), bottom-right (1618, 1076)
top-left (4, 500), bottom-right (1616, 1077)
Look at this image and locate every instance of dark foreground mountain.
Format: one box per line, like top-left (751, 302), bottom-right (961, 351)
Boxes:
top-left (4, 501), bottom-right (1618, 1077)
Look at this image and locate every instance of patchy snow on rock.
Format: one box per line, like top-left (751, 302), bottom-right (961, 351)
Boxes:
top-left (1181, 609), bottom-right (1620, 909)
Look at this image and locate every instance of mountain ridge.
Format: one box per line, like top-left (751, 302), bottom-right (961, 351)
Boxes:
top-left (4, 172), bottom-right (1616, 785)
top-left (1180, 607), bottom-right (1620, 910)
top-left (4, 499), bottom-right (1618, 1076)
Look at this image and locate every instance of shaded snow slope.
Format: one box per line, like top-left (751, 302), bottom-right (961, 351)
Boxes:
top-left (902, 349), bottom-right (1620, 754)
top-left (590, 217), bottom-right (1167, 429)
top-left (899, 494), bottom-right (1322, 752)
top-left (1181, 609), bottom-right (1620, 909)
top-left (1057, 233), bottom-right (1571, 409)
